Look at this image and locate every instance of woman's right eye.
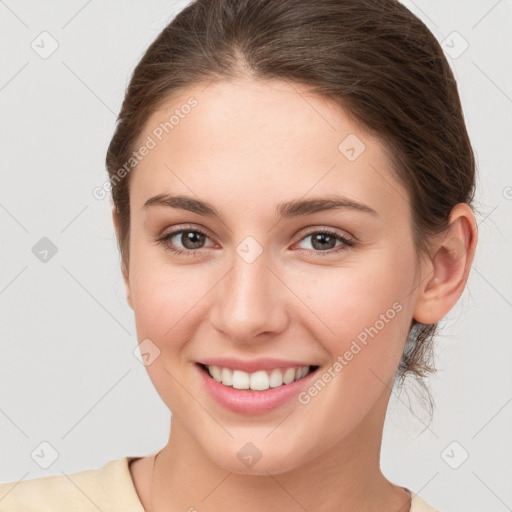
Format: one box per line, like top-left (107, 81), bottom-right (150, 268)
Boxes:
top-left (158, 227), bottom-right (214, 256)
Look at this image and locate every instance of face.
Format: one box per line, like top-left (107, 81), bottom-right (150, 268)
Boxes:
top-left (121, 78), bottom-right (422, 474)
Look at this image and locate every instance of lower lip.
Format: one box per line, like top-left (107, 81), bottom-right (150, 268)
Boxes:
top-left (197, 364), bottom-right (319, 414)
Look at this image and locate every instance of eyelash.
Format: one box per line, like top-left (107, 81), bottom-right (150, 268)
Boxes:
top-left (156, 225), bottom-right (355, 257)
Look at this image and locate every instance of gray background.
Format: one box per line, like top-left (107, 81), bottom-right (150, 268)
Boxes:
top-left (0, 1), bottom-right (511, 511)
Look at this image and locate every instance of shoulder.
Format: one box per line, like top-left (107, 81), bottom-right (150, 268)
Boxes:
top-left (410, 490), bottom-right (442, 512)
top-left (0, 456), bottom-right (144, 512)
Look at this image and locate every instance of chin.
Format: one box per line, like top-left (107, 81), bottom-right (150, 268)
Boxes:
top-left (203, 438), bottom-right (310, 476)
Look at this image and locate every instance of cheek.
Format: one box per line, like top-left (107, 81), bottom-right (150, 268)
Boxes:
top-left (290, 259), bottom-right (414, 429)
top-left (296, 248), bottom-right (415, 378)
top-left (127, 237), bottom-right (201, 345)
top-left (128, 254), bottom-right (209, 411)
top-left (130, 266), bottom-right (200, 343)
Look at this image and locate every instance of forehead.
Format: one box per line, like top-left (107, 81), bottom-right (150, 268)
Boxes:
top-left (130, 78), bottom-right (409, 220)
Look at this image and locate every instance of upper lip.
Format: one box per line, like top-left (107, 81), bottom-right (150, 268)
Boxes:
top-left (197, 357), bottom-right (317, 374)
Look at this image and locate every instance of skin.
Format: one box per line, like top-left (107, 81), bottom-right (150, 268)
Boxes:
top-left (113, 78), bottom-right (478, 511)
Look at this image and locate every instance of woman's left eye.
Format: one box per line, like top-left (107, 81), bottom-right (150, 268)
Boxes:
top-left (157, 227), bottom-right (355, 257)
top-left (294, 230), bottom-right (355, 255)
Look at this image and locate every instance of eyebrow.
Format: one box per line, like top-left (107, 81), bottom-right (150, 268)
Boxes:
top-left (143, 193), bottom-right (378, 219)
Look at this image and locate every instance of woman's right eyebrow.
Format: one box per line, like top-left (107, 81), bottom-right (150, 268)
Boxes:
top-left (143, 193), bottom-right (379, 221)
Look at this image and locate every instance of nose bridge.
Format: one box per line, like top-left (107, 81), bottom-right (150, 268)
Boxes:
top-left (211, 243), bottom-right (288, 342)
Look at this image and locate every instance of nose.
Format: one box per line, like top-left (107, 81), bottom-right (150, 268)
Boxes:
top-left (209, 249), bottom-right (289, 344)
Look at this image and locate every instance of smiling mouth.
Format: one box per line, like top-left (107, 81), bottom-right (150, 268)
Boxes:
top-left (198, 363), bottom-right (320, 391)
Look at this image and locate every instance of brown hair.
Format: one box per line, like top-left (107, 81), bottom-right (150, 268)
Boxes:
top-left (106, 0), bottom-right (476, 399)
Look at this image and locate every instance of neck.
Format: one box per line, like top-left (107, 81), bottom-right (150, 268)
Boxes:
top-left (151, 392), bottom-right (410, 512)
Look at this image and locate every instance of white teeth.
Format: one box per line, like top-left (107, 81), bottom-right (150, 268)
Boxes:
top-left (282, 368), bottom-right (295, 384)
top-left (206, 365), bottom-right (312, 391)
top-left (221, 367), bottom-right (233, 386)
top-left (269, 368), bottom-right (283, 388)
top-left (232, 370), bottom-right (250, 389)
top-left (250, 370), bottom-right (269, 391)
top-left (209, 365), bottom-right (222, 382)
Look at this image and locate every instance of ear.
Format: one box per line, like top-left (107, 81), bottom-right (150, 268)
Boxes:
top-left (413, 203), bottom-right (478, 324)
top-left (112, 206), bottom-right (133, 309)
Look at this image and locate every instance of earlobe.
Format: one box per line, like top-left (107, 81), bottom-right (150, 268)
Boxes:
top-left (413, 203), bottom-right (478, 325)
top-left (111, 207), bottom-right (133, 310)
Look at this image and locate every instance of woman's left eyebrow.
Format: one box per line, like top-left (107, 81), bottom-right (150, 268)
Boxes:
top-left (143, 193), bottom-right (378, 220)
top-left (277, 196), bottom-right (378, 217)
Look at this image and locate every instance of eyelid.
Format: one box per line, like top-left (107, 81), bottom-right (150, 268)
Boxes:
top-left (160, 224), bottom-right (355, 243)
top-left (294, 225), bottom-right (355, 244)
top-left (160, 223), bottom-right (213, 239)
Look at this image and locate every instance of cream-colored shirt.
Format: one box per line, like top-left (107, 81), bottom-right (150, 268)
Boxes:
top-left (0, 456), bottom-right (440, 511)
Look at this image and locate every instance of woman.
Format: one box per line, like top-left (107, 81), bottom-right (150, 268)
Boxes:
top-left (0, 0), bottom-right (478, 510)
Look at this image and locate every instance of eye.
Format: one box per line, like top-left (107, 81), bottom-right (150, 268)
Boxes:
top-left (157, 225), bottom-right (215, 256)
top-left (294, 229), bottom-right (355, 256)
top-left (157, 225), bottom-right (355, 257)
